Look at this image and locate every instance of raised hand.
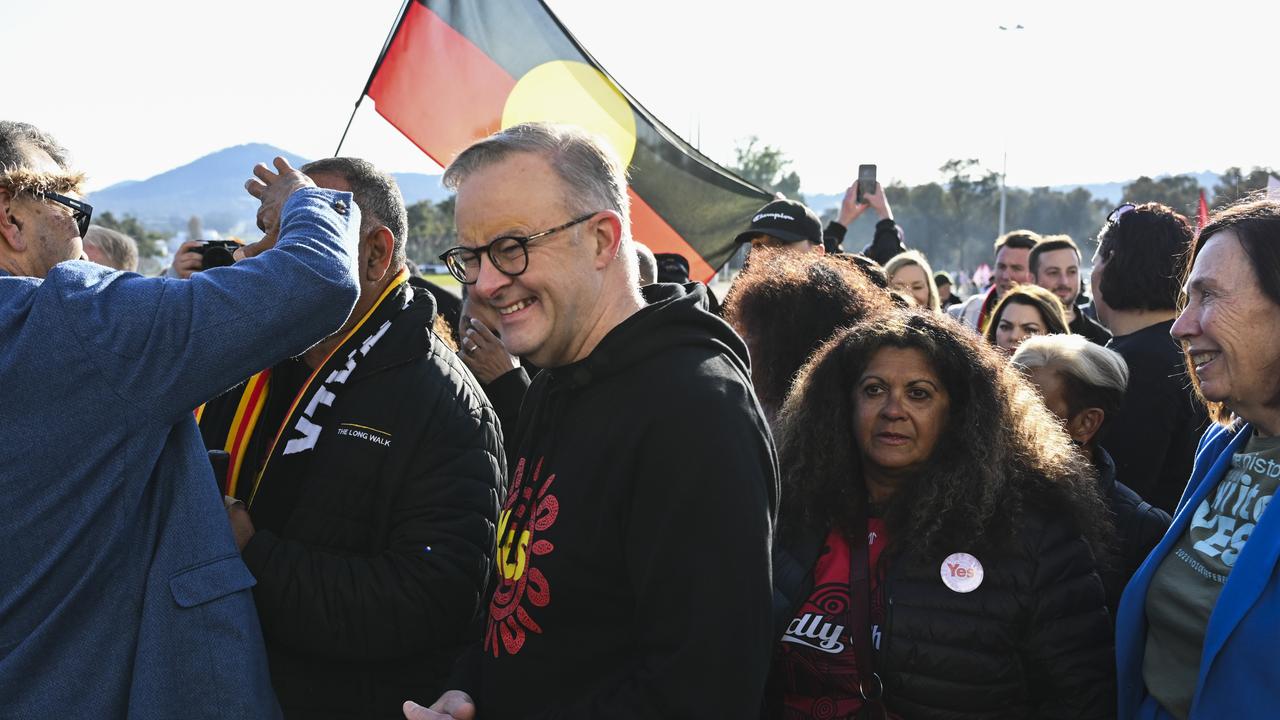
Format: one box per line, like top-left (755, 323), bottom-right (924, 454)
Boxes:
top-left (237, 157), bottom-right (316, 261)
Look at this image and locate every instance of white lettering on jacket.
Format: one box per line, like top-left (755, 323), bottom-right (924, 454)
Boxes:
top-left (282, 319), bottom-right (393, 456)
top-left (782, 612), bottom-right (846, 654)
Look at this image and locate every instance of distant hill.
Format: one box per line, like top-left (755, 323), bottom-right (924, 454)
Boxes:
top-left (1050, 170), bottom-right (1220, 205)
top-left (86, 143), bottom-right (449, 238)
top-left (393, 172), bottom-right (452, 207)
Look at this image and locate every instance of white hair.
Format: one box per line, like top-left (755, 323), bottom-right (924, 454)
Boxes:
top-left (1011, 334), bottom-right (1129, 395)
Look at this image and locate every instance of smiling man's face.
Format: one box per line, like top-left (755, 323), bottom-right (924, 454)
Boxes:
top-left (453, 151), bottom-right (604, 369)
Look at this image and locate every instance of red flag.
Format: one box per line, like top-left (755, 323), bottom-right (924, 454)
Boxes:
top-left (1198, 189), bottom-right (1209, 229)
top-left (363, 0), bottom-right (771, 282)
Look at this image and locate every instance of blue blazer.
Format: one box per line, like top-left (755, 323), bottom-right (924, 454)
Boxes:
top-left (0, 189), bottom-right (360, 718)
top-left (1116, 421), bottom-right (1280, 719)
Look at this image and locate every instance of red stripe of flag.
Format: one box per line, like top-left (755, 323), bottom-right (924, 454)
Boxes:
top-left (368, 2), bottom-right (512, 169)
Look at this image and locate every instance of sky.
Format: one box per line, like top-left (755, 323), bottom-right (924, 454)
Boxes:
top-left (7, 0), bottom-right (1278, 196)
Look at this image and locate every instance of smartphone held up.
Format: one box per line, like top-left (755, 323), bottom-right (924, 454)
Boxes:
top-left (856, 164), bottom-right (877, 205)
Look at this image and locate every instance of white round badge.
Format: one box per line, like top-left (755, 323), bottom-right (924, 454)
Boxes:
top-left (940, 552), bottom-right (984, 593)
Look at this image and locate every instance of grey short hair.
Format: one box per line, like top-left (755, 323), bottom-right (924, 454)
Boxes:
top-left (1011, 334), bottom-right (1129, 431)
top-left (444, 123), bottom-right (635, 280)
top-left (884, 249), bottom-right (940, 311)
top-left (301, 157), bottom-right (407, 269)
top-left (0, 121), bottom-right (71, 174)
top-left (84, 225), bottom-right (139, 272)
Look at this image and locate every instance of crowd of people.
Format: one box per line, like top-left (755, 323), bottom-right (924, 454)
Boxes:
top-left (3, 116), bottom-right (1280, 720)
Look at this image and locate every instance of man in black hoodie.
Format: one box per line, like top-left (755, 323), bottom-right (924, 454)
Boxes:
top-left (411, 122), bottom-right (779, 720)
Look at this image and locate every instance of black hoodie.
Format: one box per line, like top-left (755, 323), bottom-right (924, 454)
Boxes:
top-left (450, 282), bottom-right (779, 719)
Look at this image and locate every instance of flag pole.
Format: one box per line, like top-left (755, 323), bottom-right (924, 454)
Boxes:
top-left (334, 0), bottom-right (413, 157)
top-left (334, 100), bottom-right (363, 158)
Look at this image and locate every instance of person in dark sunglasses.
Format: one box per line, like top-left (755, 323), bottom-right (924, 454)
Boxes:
top-left (0, 165), bottom-right (92, 275)
top-left (0, 120), bottom-right (362, 719)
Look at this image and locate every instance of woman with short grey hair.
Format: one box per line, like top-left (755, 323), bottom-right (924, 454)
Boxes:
top-left (1013, 334), bottom-right (1171, 616)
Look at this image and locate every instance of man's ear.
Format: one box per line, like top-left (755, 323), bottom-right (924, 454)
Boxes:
top-left (0, 188), bottom-right (25, 252)
top-left (590, 211), bottom-right (624, 270)
top-left (364, 225), bottom-right (395, 282)
top-left (1068, 407), bottom-right (1105, 446)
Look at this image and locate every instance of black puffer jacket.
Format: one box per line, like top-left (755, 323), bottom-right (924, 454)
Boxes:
top-left (1095, 446), bottom-right (1171, 616)
top-left (773, 505), bottom-right (1114, 719)
top-left (200, 283), bottom-right (506, 718)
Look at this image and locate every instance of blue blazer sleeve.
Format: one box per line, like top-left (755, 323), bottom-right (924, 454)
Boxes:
top-left (52, 188), bottom-right (361, 424)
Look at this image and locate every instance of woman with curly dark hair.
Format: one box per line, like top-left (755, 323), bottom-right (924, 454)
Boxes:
top-left (722, 247), bottom-right (893, 426)
top-left (769, 309), bottom-right (1115, 720)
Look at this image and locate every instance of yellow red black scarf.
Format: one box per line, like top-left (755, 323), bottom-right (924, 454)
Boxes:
top-left (199, 268), bottom-right (410, 503)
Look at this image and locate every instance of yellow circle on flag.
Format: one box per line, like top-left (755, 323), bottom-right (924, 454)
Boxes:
top-left (502, 60), bottom-right (638, 168)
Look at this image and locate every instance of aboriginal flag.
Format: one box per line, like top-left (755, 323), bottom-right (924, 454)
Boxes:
top-left (363, 0), bottom-right (770, 281)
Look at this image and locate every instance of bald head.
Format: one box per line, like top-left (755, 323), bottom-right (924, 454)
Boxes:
top-left (636, 243), bottom-right (657, 285)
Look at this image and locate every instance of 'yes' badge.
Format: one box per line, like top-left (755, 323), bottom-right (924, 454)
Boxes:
top-left (940, 552), bottom-right (984, 593)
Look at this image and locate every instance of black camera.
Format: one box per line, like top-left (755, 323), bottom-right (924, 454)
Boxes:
top-left (195, 240), bottom-right (241, 269)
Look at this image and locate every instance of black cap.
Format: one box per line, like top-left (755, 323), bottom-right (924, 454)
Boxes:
top-left (734, 199), bottom-right (823, 246)
top-left (654, 253), bottom-right (691, 284)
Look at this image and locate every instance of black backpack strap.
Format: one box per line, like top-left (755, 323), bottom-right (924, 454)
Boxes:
top-left (771, 524), bottom-right (827, 641)
top-left (763, 524), bottom-right (827, 720)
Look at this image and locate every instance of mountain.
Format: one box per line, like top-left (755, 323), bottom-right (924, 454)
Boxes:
top-left (805, 192), bottom-right (844, 215)
top-left (1048, 180), bottom-right (1126, 205)
top-left (392, 172), bottom-right (452, 206)
top-left (86, 143), bottom-right (449, 238)
top-left (1049, 171), bottom-right (1220, 205)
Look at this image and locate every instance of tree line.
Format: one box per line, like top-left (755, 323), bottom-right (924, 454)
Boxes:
top-left (726, 137), bottom-right (1275, 274)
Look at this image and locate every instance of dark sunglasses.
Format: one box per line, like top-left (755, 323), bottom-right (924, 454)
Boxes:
top-left (1106, 203), bottom-right (1136, 226)
top-left (36, 190), bottom-right (93, 239)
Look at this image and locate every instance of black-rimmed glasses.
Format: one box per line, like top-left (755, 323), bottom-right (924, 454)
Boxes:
top-left (36, 190), bottom-right (93, 239)
top-left (439, 212), bottom-right (598, 285)
top-left (1107, 202), bottom-right (1136, 226)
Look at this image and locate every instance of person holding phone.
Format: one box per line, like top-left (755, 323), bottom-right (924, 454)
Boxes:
top-left (823, 167), bottom-right (906, 264)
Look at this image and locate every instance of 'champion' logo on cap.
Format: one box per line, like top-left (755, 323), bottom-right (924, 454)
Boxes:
top-left (753, 212), bottom-right (796, 222)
